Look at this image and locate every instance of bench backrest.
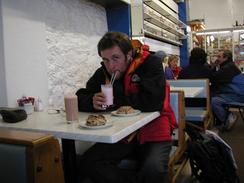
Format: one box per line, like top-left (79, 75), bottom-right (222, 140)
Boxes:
top-left (169, 79), bottom-right (211, 130)
top-left (168, 79), bottom-right (209, 98)
top-left (0, 129), bottom-right (64, 183)
top-left (0, 143), bottom-right (27, 182)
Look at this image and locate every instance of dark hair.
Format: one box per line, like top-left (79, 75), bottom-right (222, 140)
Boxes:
top-left (189, 47), bottom-right (207, 65)
top-left (154, 50), bottom-right (167, 61)
top-left (97, 32), bottom-right (133, 57)
top-left (220, 49), bottom-right (233, 62)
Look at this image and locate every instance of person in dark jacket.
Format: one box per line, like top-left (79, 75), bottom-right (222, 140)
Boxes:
top-left (178, 48), bottom-right (212, 108)
top-left (211, 49), bottom-right (244, 130)
top-left (178, 47), bottom-right (211, 79)
top-left (76, 32), bottom-right (176, 183)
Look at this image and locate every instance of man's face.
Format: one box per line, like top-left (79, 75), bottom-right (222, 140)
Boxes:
top-left (100, 45), bottom-right (132, 79)
top-left (216, 51), bottom-right (227, 65)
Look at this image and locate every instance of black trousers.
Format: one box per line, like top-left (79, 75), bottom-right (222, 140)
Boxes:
top-left (78, 141), bottom-right (172, 183)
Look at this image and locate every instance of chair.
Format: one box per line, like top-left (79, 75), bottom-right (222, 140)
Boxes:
top-left (168, 79), bottom-right (212, 130)
top-left (225, 102), bottom-right (244, 123)
top-left (168, 90), bottom-right (188, 183)
top-left (0, 129), bottom-right (64, 183)
top-left (119, 90), bottom-right (188, 183)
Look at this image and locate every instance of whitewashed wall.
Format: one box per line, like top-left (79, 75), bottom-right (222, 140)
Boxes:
top-left (0, 1), bottom-right (7, 106)
top-left (44, 0), bottom-right (107, 108)
top-left (188, 0), bottom-right (244, 29)
top-left (0, 0), bottom-right (107, 108)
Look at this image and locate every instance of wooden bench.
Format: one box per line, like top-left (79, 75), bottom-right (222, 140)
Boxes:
top-left (169, 79), bottom-right (212, 130)
top-left (168, 90), bottom-right (188, 183)
top-left (0, 129), bottom-right (64, 183)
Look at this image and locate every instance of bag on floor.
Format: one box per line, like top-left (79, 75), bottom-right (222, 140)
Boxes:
top-left (186, 127), bottom-right (239, 183)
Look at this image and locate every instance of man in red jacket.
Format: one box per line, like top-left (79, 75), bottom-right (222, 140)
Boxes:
top-left (76, 32), bottom-right (177, 183)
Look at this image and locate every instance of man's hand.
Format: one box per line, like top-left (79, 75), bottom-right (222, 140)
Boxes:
top-left (93, 92), bottom-right (107, 110)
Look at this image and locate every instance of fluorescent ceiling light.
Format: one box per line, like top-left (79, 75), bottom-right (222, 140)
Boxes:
top-left (196, 30), bottom-right (231, 35)
top-left (233, 29), bottom-right (244, 32)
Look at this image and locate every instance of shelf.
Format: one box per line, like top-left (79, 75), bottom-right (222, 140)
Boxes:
top-left (143, 11), bottom-right (185, 37)
top-left (143, 24), bottom-right (182, 46)
top-left (144, 21), bottom-right (179, 40)
top-left (144, 31), bottom-right (182, 46)
top-left (143, 0), bottom-right (186, 28)
top-left (132, 36), bottom-right (180, 54)
top-left (131, 0), bottom-right (185, 47)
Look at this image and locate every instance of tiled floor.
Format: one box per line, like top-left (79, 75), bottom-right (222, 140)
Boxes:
top-left (220, 112), bottom-right (244, 182)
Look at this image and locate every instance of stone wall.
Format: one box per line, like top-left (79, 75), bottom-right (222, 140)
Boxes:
top-left (44, 0), bottom-right (107, 107)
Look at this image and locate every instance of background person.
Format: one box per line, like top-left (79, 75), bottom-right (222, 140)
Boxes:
top-left (164, 55), bottom-right (182, 80)
top-left (154, 50), bottom-right (167, 72)
top-left (76, 32), bottom-right (177, 183)
top-left (178, 47), bottom-right (212, 108)
top-left (178, 47), bottom-right (212, 79)
top-left (211, 49), bottom-right (244, 130)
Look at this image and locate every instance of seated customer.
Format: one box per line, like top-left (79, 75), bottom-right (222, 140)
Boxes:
top-left (178, 48), bottom-right (211, 79)
top-left (211, 49), bottom-right (244, 130)
top-left (165, 55), bottom-right (181, 80)
top-left (178, 48), bottom-right (212, 108)
top-left (76, 32), bottom-right (177, 183)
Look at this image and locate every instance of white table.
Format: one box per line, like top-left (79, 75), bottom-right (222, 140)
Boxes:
top-left (0, 111), bottom-right (160, 143)
top-left (170, 86), bottom-right (204, 97)
top-left (0, 110), bottom-right (160, 183)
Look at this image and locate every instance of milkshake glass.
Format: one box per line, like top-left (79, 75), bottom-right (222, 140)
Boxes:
top-left (101, 84), bottom-right (113, 107)
top-left (64, 94), bottom-right (79, 123)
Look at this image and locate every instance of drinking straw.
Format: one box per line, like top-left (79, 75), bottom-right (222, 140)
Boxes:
top-left (110, 71), bottom-right (118, 85)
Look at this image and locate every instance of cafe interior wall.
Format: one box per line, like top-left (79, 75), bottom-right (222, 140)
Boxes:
top-left (0, 0), bottom-right (107, 109)
top-left (0, 0), bottom-right (108, 154)
top-left (0, 1), bottom-right (7, 107)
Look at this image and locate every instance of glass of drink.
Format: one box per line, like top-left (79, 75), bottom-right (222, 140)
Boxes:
top-left (64, 94), bottom-right (79, 123)
top-left (101, 84), bottom-right (113, 108)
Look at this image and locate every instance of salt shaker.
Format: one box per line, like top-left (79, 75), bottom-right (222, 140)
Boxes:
top-left (35, 98), bottom-right (44, 111)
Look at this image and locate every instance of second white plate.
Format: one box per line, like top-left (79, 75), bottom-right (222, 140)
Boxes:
top-left (79, 121), bottom-right (113, 129)
top-left (111, 109), bottom-right (141, 117)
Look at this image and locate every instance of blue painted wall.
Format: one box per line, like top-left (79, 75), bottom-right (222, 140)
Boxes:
top-left (178, 2), bottom-right (189, 68)
top-left (106, 4), bottom-right (131, 36)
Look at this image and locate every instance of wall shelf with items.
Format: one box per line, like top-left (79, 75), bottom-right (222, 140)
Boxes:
top-left (144, 22), bottom-right (182, 46)
top-left (143, 5), bottom-right (185, 37)
top-left (143, 0), bottom-right (186, 28)
top-left (131, 0), bottom-right (186, 48)
top-left (144, 31), bottom-right (182, 46)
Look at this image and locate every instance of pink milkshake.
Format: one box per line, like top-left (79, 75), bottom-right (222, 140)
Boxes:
top-left (101, 84), bottom-right (113, 106)
top-left (64, 94), bottom-right (79, 123)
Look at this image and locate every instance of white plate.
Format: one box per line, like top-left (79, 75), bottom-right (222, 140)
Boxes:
top-left (79, 121), bottom-right (113, 129)
top-left (111, 109), bottom-right (141, 117)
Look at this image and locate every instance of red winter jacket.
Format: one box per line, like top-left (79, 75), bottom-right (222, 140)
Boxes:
top-left (139, 82), bottom-right (178, 144)
top-left (124, 51), bottom-right (178, 144)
